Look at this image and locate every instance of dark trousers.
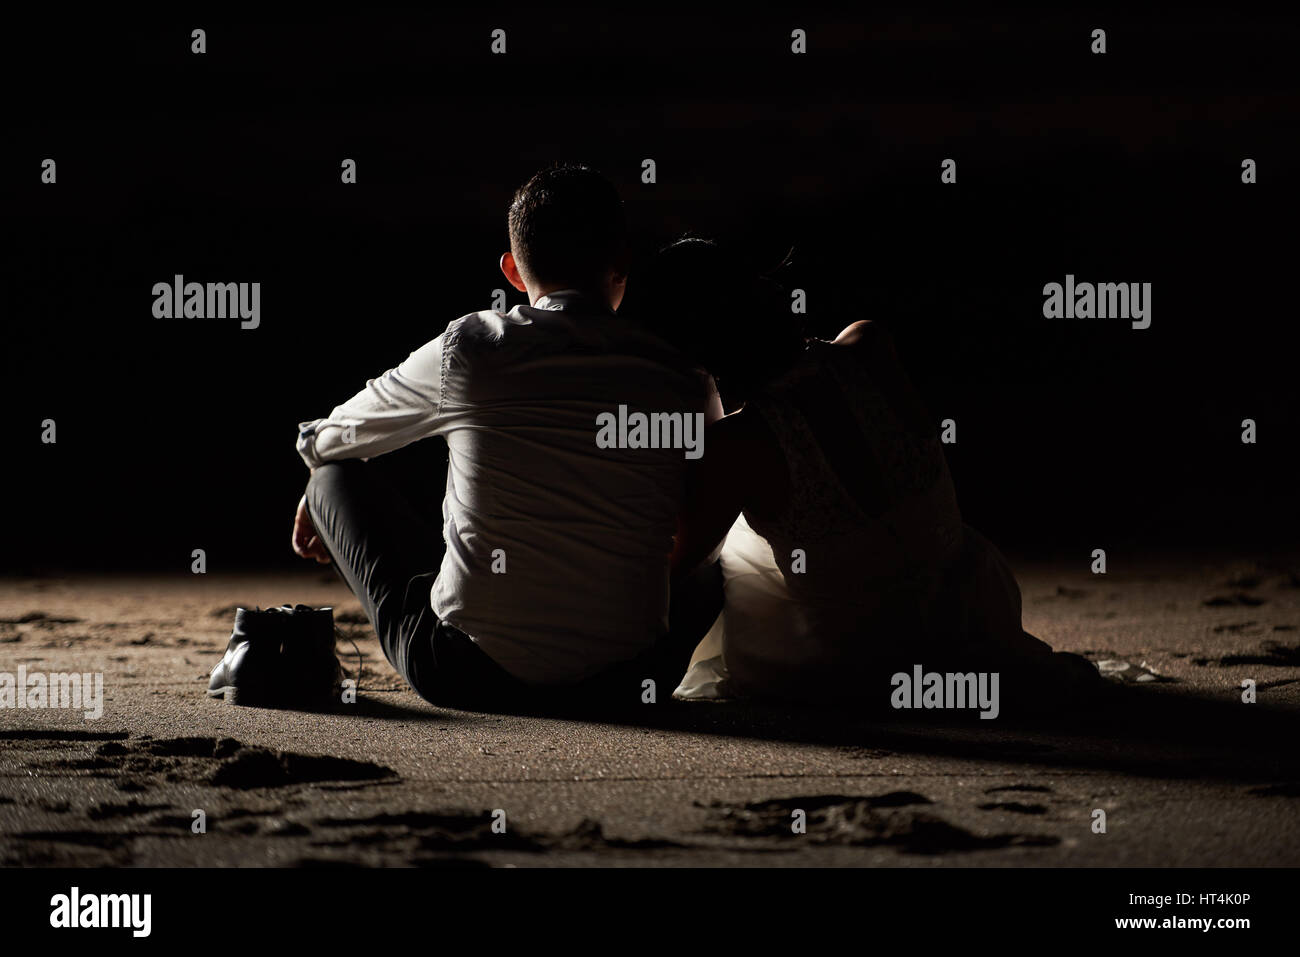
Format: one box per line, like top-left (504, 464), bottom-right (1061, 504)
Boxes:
top-left (305, 442), bottom-right (722, 712)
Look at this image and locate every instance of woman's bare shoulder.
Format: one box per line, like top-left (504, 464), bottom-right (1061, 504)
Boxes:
top-left (832, 320), bottom-right (901, 368)
top-left (833, 319), bottom-right (883, 347)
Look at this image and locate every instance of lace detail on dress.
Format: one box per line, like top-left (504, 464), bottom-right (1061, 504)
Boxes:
top-left (742, 341), bottom-right (956, 566)
top-left (745, 387), bottom-right (861, 547)
top-left (815, 341), bottom-right (947, 503)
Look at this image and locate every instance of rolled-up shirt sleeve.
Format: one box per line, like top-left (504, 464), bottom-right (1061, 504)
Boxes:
top-left (297, 332), bottom-right (447, 468)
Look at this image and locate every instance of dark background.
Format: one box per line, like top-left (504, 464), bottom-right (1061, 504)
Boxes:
top-left (6, 10), bottom-right (1298, 573)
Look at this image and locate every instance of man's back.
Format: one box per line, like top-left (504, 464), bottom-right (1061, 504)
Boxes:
top-left (296, 290), bottom-right (710, 684)
top-left (431, 292), bottom-right (709, 682)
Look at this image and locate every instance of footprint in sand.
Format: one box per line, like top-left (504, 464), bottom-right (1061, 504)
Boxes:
top-left (1203, 593), bottom-right (1268, 608)
top-left (1219, 642), bottom-right (1300, 667)
top-left (0, 613), bottom-right (83, 626)
top-left (1212, 621), bottom-right (1267, 636)
top-left (28, 733), bottom-right (398, 792)
top-left (1248, 783), bottom-right (1300, 797)
top-left (1192, 641), bottom-right (1300, 668)
top-left (700, 793), bottom-right (1059, 854)
top-left (977, 801), bottom-right (1048, 815)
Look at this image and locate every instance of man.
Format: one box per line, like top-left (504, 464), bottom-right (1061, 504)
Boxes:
top-left (287, 164), bottom-right (722, 710)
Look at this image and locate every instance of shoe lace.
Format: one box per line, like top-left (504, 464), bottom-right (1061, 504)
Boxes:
top-left (334, 626), bottom-right (367, 693)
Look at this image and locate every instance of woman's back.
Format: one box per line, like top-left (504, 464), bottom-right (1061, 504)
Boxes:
top-left (718, 325), bottom-right (967, 692)
top-left (742, 325), bottom-right (963, 594)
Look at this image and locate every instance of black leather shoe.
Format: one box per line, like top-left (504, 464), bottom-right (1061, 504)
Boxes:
top-left (207, 605), bottom-right (342, 709)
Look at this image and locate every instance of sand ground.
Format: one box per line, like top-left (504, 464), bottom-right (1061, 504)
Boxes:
top-left (2, 557), bottom-right (1298, 867)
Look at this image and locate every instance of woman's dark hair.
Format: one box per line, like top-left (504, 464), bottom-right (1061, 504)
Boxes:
top-left (634, 237), bottom-right (804, 403)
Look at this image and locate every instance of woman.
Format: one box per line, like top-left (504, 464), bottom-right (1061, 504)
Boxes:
top-left (642, 239), bottom-right (1097, 706)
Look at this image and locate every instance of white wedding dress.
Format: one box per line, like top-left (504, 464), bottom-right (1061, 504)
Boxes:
top-left (674, 339), bottom-right (1047, 702)
top-left (674, 512), bottom-right (792, 700)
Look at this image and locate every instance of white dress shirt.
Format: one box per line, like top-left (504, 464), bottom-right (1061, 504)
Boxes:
top-left (298, 291), bottom-right (719, 684)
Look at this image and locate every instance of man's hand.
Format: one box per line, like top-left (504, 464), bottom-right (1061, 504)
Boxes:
top-left (292, 495), bottom-right (332, 564)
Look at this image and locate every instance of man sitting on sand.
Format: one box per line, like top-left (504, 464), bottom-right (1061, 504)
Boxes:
top-left (283, 165), bottom-right (721, 710)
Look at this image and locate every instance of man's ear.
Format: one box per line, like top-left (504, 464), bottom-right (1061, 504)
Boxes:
top-left (500, 252), bottom-right (528, 293)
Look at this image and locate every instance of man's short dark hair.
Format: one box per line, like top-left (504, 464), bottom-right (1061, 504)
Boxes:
top-left (508, 164), bottom-right (626, 288)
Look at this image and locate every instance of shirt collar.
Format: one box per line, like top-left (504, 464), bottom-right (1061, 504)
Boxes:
top-left (533, 289), bottom-right (614, 316)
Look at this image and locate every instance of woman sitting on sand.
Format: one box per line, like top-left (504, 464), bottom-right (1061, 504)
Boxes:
top-left (640, 239), bottom-right (1097, 706)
